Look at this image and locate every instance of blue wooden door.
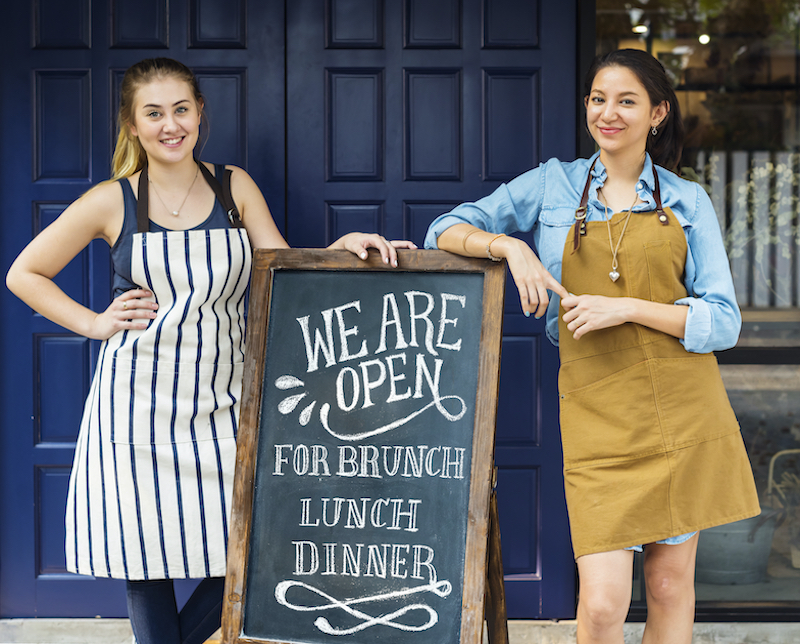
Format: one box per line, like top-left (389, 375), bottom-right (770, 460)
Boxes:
top-left (0, 0), bottom-right (284, 617)
top-left (1, 0), bottom-right (578, 619)
top-left (286, 0), bottom-right (577, 619)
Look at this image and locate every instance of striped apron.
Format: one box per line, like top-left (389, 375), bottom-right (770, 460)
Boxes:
top-left (65, 207), bottom-right (251, 580)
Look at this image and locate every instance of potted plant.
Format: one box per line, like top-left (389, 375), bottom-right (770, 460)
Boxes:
top-left (767, 449), bottom-right (800, 568)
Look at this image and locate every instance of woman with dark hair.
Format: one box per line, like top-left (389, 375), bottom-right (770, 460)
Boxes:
top-left (424, 49), bottom-right (759, 643)
top-left (6, 57), bottom-right (413, 644)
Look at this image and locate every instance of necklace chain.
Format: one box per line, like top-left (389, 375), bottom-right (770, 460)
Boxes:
top-left (149, 165), bottom-right (199, 217)
top-left (598, 188), bottom-right (639, 282)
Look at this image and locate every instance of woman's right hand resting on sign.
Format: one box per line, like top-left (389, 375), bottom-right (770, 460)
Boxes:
top-left (436, 223), bottom-right (569, 319)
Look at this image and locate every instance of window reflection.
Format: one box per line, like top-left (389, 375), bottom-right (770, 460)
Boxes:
top-left (597, 0), bottom-right (800, 309)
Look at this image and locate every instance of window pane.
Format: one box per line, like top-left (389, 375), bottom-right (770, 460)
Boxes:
top-left (596, 0), bottom-right (800, 310)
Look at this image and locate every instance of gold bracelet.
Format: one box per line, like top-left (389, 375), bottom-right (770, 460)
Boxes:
top-left (461, 228), bottom-right (481, 254)
top-left (486, 233), bottom-right (505, 261)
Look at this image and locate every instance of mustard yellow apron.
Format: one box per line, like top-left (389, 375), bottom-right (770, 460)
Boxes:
top-left (557, 167), bottom-right (760, 558)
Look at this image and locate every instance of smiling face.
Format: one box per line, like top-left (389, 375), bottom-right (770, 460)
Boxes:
top-left (129, 76), bottom-right (202, 166)
top-left (585, 65), bottom-right (668, 160)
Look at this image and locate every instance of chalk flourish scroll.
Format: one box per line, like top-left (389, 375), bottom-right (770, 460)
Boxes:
top-left (274, 375), bottom-right (466, 441)
top-left (274, 579), bottom-right (453, 635)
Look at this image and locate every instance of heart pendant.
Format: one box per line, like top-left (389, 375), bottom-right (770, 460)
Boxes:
top-left (609, 270), bottom-right (620, 282)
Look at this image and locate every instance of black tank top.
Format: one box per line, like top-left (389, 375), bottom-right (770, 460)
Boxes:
top-left (109, 164), bottom-right (232, 296)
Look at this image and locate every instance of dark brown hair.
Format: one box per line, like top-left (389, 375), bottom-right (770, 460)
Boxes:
top-left (584, 49), bottom-right (684, 171)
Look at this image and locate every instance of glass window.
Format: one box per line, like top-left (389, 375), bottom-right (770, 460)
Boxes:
top-left (596, 0), bottom-right (800, 615)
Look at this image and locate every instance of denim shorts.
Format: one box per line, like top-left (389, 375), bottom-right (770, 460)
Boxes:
top-left (624, 531), bottom-right (697, 553)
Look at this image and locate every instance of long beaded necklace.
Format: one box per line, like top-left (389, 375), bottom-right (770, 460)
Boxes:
top-left (598, 188), bottom-right (639, 282)
top-left (149, 164), bottom-right (200, 217)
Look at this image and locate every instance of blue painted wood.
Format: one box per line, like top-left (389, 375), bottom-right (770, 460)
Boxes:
top-left (405, 0), bottom-right (461, 49)
top-left (110, 0), bottom-right (169, 48)
top-left (0, 0), bottom-right (284, 618)
top-left (483, 0), bottom-right (539, 48)
top-left (189, 0), bottom-right (247, 48)
top-left (405, 69), bottom-right (462, 180)
top-left (326, 0), bottom-right (383, 48)
top-left (327, 203), bottom-right (384, 240)
top-left (484, 69), bottom-right (539, 180)
top-left (35, 71), bottom-right (91, 180)
top-left (287, 0), bottom-right (578, 619)
top-left (33, 0), bottom-right (91, 49)
top-left (326, 69), bottom-right (384, 180)
top-left (1, 0), bottom-right (578, 620)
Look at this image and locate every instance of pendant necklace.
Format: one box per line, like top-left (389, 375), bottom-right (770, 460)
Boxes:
top-left (598, 189), bottom-right (639, 282)
top-left (149, 164), bottom-right (199, 217)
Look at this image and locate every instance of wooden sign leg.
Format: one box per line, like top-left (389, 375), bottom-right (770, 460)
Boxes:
top-left (484, 482), bottom-right (508, 644)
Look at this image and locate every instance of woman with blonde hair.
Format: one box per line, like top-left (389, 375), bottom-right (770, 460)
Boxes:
top-left (7, 57), bottom-right (413, 644)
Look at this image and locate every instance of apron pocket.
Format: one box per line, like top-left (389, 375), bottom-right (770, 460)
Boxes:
top-left (650, 354), bottom-right (739, 448)
top-left (109, 358), bottom-right (243, 445)
top-left (559, 360), bottom-right (664, 467)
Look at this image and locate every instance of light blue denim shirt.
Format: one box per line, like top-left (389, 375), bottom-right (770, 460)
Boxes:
top-left (424, 152), bottom-right (741, 353)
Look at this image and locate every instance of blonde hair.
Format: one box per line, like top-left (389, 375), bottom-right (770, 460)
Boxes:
top-left (109, 58), bottom-right (206, 182)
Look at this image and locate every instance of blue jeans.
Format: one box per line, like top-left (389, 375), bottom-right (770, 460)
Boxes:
top-left (126, 577), bottom-right (225, 644)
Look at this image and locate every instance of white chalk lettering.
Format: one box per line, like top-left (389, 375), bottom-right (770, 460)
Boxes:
top-left (338, 445), bottom-right (358, 477)
top-left (382, 446), bottom-right (403, 476)
top-left (441, 447), bottom-right (466, 479)
top-left (312, 445), bottom-right (331, 476)
top-left (365, 544), bottom-right (390, 578)
top-left (294, 541), bottom-right (438, 584)
top-left (406, 291), bottom-right (437, 356)
top-left (385, 353), bottom-right (411, 403)
top-left (293, 444), bottom-right (309, 475)
top-left (359, 445), bottom-right (381, 477)
top-left (412, 545), bottom-right (437, 582)
top-left (358, 358), bottom-right (386, 409)
top-left (292, 540), bottom-right (319, 575)
top-left (389, 498), bottom-right (421, 532)
top-left (301, 497), bottom-right (422, 532)
top-left (391, 544), bottom-right (410, 579)
top-left (437, 293), bottom-right (465, 351)
top-left (322, 498), bottom-right (343, 527)
top-left (297, 311), bottom-right (336, 373)
top-left (275, 444), bottom-right (465, 480)
top-left (335, 300), bottom-right (368, 362)
top-left (376, 293), bottom-right (409, 354)
top-left (322, 542), bottom-right (336, 575)
top-left (345, 498), bottom-right (369, 529)
top-left (274, 444), bottom-right (291, 475)
top-left (342, 543), bottom-right (363, 577)
top-left (336, 367), bottom-right (360, 412)
top-left (273, 444), bottom-right (331, 476)
top-left (414, 354), bottom-right (442, 400)
top-left (299, 498), bottom-right (319, 526)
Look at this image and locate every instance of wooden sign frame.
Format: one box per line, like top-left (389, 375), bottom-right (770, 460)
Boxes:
top-left (222, 249), bottom-right (506, 644)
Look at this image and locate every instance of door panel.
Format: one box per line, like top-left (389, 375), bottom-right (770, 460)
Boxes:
top-left (1, 0), bottom-right (578, 619)
top-left (0, 0), bottom-right (283, 617)
top-left (286, 0), bottom-right (577, 618)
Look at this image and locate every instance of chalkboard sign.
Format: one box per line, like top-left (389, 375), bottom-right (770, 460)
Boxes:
top-left (223, 249), bottom-right (505, 644)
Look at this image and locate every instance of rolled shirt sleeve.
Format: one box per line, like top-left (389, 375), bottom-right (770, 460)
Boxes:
top-left (423, 166), bottom-right (546, 250)
top-left (676, 182), bottom-right (742, 353)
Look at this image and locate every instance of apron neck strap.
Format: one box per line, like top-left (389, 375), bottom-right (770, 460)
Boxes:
top-left (197, 162), bottom-right (243, 228)
top-left (136, 162), bottom-right (150, 234)
top-left (135, 159), bottom-right (244, 233)
top-left (572, 159), bottom-right (597, 252)
top-left (573, 157), bottom-right (668, 251)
